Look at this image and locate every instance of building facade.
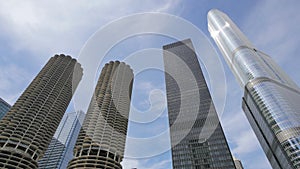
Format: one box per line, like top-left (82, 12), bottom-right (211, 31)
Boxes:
top-left (0, 54), bottom-right (82, 169)
top-left (38, 111), bottom-right (85, 169)
top-left (208, 9), bottom-right (300, 169)
top-left (0, 97), bottom-right (11, 120)
top-left (163, 39), bottom-right (236, 169)
top-left (233, 157), bottom-right (244, 169)
top-left (67, 61), bottom-right (134, 169)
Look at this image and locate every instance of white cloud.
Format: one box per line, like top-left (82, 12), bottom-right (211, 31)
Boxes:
top-left (0, 1), bottom-right (179, 168)
top-left (121, 158), bottom-right (141, 169)
top-left (135, 81), bottom-right (158, 93)
top-left (0, 0), bottom-right (180, 111)
top-left (0, 0), bottom-right (179, 61)
top-left (2, 1), bottom-right (299, 169)
top-left (233, 130), bottom-right (259, 154)
top-left (122, 158), bottom-right (171, 169)
top-left (241, 0), bottom-right (300, 85)
top-left (147, 159), bottom-right (171, 169)
top-left (133, 81), bottom-right (166, 114)
top-left (0, 63), bottom-right (31, 104)
top-left (223, 111), bottom-right (258, 153)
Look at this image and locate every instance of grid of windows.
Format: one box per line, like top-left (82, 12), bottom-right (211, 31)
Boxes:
top-left (0, 98), bottom-right (10, 120)
top-left (38, 111), bottom-right (85, 169)
top-left (163, 39), bottom-right (235, 169)
top-left (208, 9), bottom-right (300, 169)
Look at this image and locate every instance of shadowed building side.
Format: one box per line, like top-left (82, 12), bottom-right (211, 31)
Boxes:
top-left (67, 61), bottom-right (133, 169)
top-left (0, 98), bottom-right (11, 120)
top-left (0, 54), bottom-right (82, 169)
top-left (38, 111), bottom-right (85, 169)
top-left (163, 39), bottom-right (236, 169)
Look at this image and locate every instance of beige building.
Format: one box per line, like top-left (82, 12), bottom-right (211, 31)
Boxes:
top-left (68, 61), bottom-right (133, 169)
top-left (0, 54), bottom-right (82, 169)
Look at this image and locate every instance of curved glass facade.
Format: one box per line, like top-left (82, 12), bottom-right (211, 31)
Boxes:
top-left (208, 9), bottom-right (300, 169)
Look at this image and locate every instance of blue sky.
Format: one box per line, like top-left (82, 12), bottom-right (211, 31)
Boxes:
top-left (0, 1), bottom-right (300, 169)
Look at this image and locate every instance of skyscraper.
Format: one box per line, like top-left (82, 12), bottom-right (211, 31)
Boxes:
top-left (38, 111), bottom-right (85, 169)
top-left (233, 157), bottom-right (244, 169)
top-left (67, 61), bottom-right (133, 169)
top-left (0, 54), bottom-right (82, 169)
top-left (163, 39), bottom-right (236, 169)
top-left (208, 9), bottom-right (300, 169)
top-left (0, 97), bottom-right (11, 120)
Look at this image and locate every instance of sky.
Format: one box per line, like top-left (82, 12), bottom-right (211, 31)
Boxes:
top-left (0, 1), bottom-right (300, 169)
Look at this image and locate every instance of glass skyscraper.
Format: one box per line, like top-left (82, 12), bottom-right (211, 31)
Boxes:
top-left (0, 97), bottom-right (11, 120)
top-left (163, 39), bottom-right (236, 169)
top-left (67, 61), bottom-right (133, 169)
top-left (0, 55), bottom-right (82, 169)
top-left (208, 9), bottom-right (300, 169)
top-left (38, 111), bottom-right (85, 169)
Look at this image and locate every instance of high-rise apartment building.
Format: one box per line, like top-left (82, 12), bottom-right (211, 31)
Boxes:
top-left (0, 97), bottom-right (11, 120)
top-left (0, 54), bottom-right (82, 169)
top-left (67, 61), bottom-right (134, 169)
top-left (163, 39), bottom-right (236, 169)
top-left (38, 111), bottom-right (85, 169)
top-left (208, 9), bottom-right (300, 169)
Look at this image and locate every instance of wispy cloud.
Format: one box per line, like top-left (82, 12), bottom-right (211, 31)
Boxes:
top-left (0, 63), bottom-right (31, 104)
top-left (241, 0), bottom-right (300, 85)
top-left (122, 158), bottom-right (171, 169)
top-left (0, 0), bottom-right (181, 110)
top-left (0, 1), bottom-right (179, 169)
top-left (0, 0), bottom-right (181, 60)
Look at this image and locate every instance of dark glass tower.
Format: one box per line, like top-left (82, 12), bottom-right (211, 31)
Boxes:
top-left (38, 111), bottom-right (85, 169)
top-left (163, 39), bottom-right (236, 169)
top-left (67, 61), bottom-right (133, 169)
top-left (0, 97), bottom-right (11, 120)
top-left (208, 9), bottom-right (300, 169)
top-left (0, 54), bottom-right (82, 169)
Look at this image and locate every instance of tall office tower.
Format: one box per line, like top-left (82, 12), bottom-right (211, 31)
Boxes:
top-left (163, 39), bottom-right (236, 169)
top-left (67, 61), bottom-right (134, 169)
top-left (208, 9), bottom-right (300, 169)
top-left (38, 111), bottom-right (85, 169)
top-left (233, 157), bottom-right (244, 169)
top-left (0, 97), bottom-right (11, 120)
top-left (0, 54), bottom-right (83, 169)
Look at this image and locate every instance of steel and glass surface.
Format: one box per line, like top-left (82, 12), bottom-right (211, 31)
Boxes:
top-left (0, 98), bottom-right (11, 120)
top-left (163, 39), bottom-right (236, 169)
top-left (208, 9), bottom-right (300, 169)
top-left (38, 111), bottom-right (85, 169)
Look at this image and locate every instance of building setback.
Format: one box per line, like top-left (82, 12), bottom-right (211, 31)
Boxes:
top-left (208, 9), bottom-right (300, 169)
top-left (38, 111), bottom-right (85, 169)
top-left (0, 97), bottom-right (11, 120)
top-left (0, 54), bottom-right (82, 169)
top-left (163, 39), bottom-right (236, 169)
top-left (67, 61), bottom-right (134, 169)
